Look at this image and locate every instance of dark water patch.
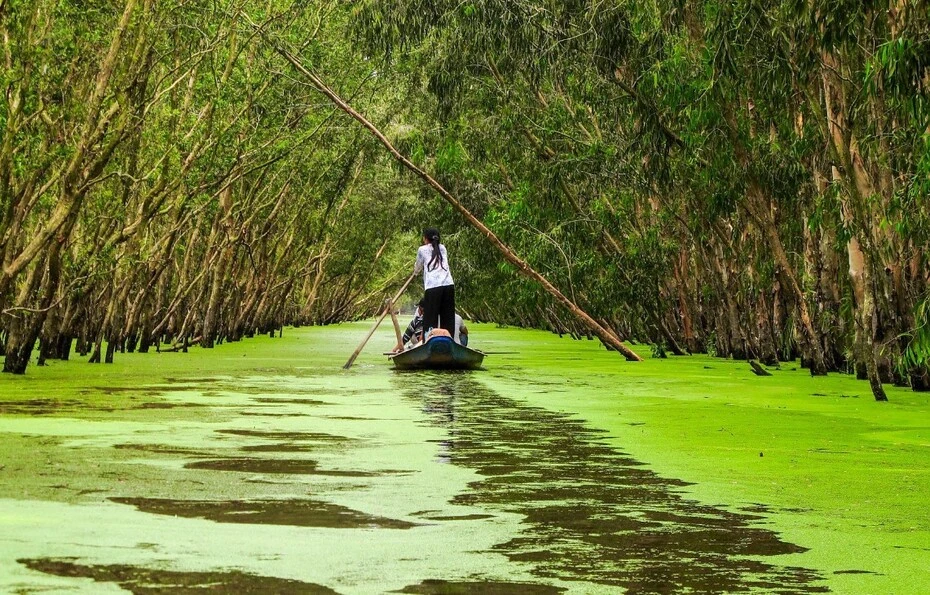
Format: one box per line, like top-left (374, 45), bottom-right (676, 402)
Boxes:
top-left (811, 393), bottom-right (858, 399)
top-left (189, 391), bottom-right (224, 398)
top-left (241, 443), bottom-right (323, 453)
top-left (185, 458), bottom-right (321, 474)
top-left (109, 497), bottom-right (419, 529)
top-left (0, 399), bottom-right (84, 415)
top-left (163, 386), bottom-right (208, 393)
top-left (77, 489), bottom-right (107, 496)
top-left (0, 399), bottom-right (125, 415)
top-left (114, 443), bottom-right (212, 457)
top-left (52, 386), bottom-right (219, 411)
top-left (164, 376), bottom-right (223, 384)
top-left (740, 504), bottom-right (772, 514)
top-left (184, 458), bottom-right (393, 477)
top-left (239, 411), bottom-right (312, 418)
top-left (210, 387), bottom-right (282, 396)
top-left (312, 469), bottom-right (402, 477)
top-left (833, 569), bottom-right (881, 575)
top-left (393, 579), bottom-right (564, 594)
top-left (242, 478), bottom-right (291, 485)
top-left (252, 397), bottom-right (328, 406)
top-left (93, 386), bottom-right (170, 396)
top-left (323, 415), bottom-right (377, 421)
top-left (134, 402), bottom-right (175, 410)
top-left (644, 508), bottom-right (767, 525)
top-left (133, 401), bottom-right (205, 410)
top-left (217, 429), bottom-right (350, 442)
top-left (186, 384), bottom-right (368, 397)
top-left (400, 375), bottom-right (827, 594)
top-left (416, 513), bottom-right (496, 521)
top-left (19, 557), bottom-right (338, 593)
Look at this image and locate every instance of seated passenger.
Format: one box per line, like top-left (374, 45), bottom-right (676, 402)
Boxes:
top-left (425, 313), bottom-right (468, 345)
top-left (426, 328), bottom-right (452, 339)
top-left (392, 299), bottom-right (424, 353)
top-left (397, 302), bottom-right (470, 349)
top-left (454, 313), bottom-right (469, 347)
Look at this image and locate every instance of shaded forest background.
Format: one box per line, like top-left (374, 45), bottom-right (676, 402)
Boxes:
top-left (1, 0), bottom-right (929, 400)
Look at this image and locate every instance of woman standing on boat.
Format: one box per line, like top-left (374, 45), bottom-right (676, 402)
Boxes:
top-left (414, 227), bottom-right (455, 336)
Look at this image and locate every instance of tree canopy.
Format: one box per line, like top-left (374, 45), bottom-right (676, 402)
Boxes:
top-left (2, 0), bottom-right (929, 400)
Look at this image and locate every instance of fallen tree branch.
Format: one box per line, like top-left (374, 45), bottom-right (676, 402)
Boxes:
top-left (244, 14), bottom-right (642, 361)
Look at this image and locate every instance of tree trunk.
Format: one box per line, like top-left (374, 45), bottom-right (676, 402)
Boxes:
top-left (3, 239), bottom-right (63, 374)
top-left (743, 187), bottom-right (828, 375)
top-left (848, 237), bottom-right (888, 401)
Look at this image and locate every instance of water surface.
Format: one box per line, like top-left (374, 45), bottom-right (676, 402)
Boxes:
top-left (0, 325), bottom-right (827, 593)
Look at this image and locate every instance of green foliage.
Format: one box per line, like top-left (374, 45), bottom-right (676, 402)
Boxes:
top-left (903, 297), bottom-right (930, 370)
top-left (2, 0), bottom-right (929, 394)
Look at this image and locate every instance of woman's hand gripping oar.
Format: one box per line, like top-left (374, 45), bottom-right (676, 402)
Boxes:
top-left (343, 270), bottom-right (417, 370)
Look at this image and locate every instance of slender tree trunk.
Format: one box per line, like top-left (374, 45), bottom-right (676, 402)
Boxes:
top-left (2, 237), bottom-right (65, 373)
top-left (820, 52), bottom-right (888, 401)
top-left (743, 187), bottom-right (828, 375)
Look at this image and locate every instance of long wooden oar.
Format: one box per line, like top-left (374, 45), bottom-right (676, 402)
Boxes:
top-left (343, 271), bottom-right (417, 370)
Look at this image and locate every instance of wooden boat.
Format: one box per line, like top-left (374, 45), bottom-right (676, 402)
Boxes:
top-left (388, 336), bottom-right (485, 370)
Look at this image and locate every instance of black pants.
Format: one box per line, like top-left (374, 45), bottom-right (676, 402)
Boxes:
top-left (423, 284), bottom-right (455, 336)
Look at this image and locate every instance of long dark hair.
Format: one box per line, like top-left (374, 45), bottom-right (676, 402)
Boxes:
top-left (423, 227), bottom-right (444, 271)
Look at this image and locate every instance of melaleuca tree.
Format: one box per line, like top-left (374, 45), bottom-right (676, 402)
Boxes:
top-left (346, 0), bottom-right (930, 399)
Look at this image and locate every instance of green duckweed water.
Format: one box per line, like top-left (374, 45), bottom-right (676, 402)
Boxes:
top-left (0, 322), bottom-right (927, 593)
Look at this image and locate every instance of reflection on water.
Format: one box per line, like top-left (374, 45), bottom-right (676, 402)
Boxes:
top-left (401, 372), bottom-right (827, 594)
top-left (182, 457), bottom-right (396, 476)
top-left (109, 497), bottom-right (420, 529)
top-left (8, 364), bottom-right (829, 594)
top-left (216, 429), bottom-right (349, 442)
top-left (18, 558), bottom-right (339, 594)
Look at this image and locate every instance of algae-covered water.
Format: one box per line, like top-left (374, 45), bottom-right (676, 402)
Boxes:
top-left (1, 323), bottom-right (928, 593)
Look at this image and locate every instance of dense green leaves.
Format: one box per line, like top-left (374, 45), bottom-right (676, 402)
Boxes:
top-left (2, 0), bottom-right (929, 397)
top-left (343, 0), bottom-right (930, 396)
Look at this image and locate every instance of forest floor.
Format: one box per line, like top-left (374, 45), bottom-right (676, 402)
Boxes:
top-left (0, 323), bottom-right (927, 593)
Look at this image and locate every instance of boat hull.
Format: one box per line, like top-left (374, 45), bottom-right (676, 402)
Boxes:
top-left (389, 336), bottom-right (485, 370)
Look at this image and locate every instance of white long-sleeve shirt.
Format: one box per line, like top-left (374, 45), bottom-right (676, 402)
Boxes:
top-left (414, 244), bottom-right (454, 290)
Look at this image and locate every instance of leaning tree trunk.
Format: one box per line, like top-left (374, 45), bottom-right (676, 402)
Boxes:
top-left (3, 239), bottom-right (64, 373)
top-left (266, 39), bottom-right (643, 361)
top-left (201, 184), bottom-right (235, 349)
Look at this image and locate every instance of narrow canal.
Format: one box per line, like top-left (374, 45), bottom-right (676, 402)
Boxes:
top-left (0, 324), bottom-right (857, 593)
